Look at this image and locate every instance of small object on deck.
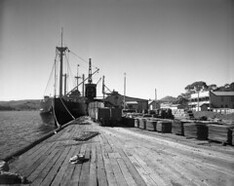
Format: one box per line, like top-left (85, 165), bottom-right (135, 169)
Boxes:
top-left (69, 154), bottom-right (85, 164)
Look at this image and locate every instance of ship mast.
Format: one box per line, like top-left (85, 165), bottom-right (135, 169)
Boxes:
top-left (88, 58), bottom-right (92, 84)
top-left (63, 73), bottom-right (67, 95)
top-left (57, 28), bottom-right (68, 98)
top-left (75, 65), bottom-right (80, 92)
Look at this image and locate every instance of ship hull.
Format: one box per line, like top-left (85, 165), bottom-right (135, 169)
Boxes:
top-left (53, 98), bottom-right (87, 125)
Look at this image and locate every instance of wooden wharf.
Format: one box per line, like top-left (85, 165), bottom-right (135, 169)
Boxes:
top-left (5, 117), bottom-right (234, 186)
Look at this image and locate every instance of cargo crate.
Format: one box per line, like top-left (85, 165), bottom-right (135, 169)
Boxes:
top-left (134, 118), bottom-right (139, 128)
top-left (139, 118), bottom-right (146, 129)
top-left (157, 121), bottom-right (172, 133)
top-left (146, 120), bottom-right (157, 131)
top-left (208, 124), bottom-right (232, 145)
top-left (122, 117), bottom-right (135, 127)
top-left (184, 122), bottom-right (208, 140)
top-left (172, 120), bottom-right (184, 136)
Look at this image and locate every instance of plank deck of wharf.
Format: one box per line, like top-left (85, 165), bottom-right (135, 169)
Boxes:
top-left (7, 118), bottom-right (234, 186)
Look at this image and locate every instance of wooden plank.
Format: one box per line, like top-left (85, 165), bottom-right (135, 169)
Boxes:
top-left (128, 154), bottom-right (157, 186)
top-left (9, 125), bottom-right (77, 185)
top-left (51, 127), bottom-right (84, 186)
top-left (19, 143), bottom-right (60, 177)
top-left (99, 134), bottom-right (118, 186)
top-left (136, 146), bottom-right (196, 186)
top-left (40, 126), bottom-right (81, 186)
top-left (39, 145), bottom-right (71, 185)
top-left (117, 158), bottom-right (137, 186)
top-left (69, 158), bottom-right (83, 186)
top-left (135, 148), bottom-right (173, 186)
top-left (11, 139), bottom-right (56, 173)
top-left (89, 141), bottom-right (98, 186)
top-left (102, 131), bottom-right (147, 186)
top-left (109, 157), bottom-right (128, 186)
top-left (69, 124), bottom-right (94, 186)
top-left (96, 143), bottom-right (108, 186)
top-left (27, 148), bottom-right (60, 182)
top-left (55, 145), bottom-right (82, 186)
top-left (29, 149), bottom-right (62, 186)
top-left (78, 143), bottom-right (92, 186)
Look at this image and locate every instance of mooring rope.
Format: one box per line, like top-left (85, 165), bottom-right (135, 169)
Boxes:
top-left (59, 97), bottom-right (76, 120)
top-left (52, 98), bottom-right (60, 128)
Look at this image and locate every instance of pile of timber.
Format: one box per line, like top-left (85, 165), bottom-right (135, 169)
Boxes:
top-left (132, 116), bottom-right (234, 145)
top-left (173, 109), bottom-right (194, 120)
top-left (122, 117), bottom-right (135, 127)
top-left (89, 106), bottom-right (122, 126)
top-left (208, 124), bottom-right (232, 145)
top-left (139, 118), bottom-right (147, 129)
top-left (134, 118), bottom-right (139, 128)
top-left (184, 122), bottom-right (208, 140)
top-left (172, 120), bottom-right (184, 136)
top-left (157, 120), bottom-right (172, 133)
top-left (146, 119), bottom-right (157, 131)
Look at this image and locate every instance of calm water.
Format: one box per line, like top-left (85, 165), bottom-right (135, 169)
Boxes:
top-left (0, 110), bottom-right (55, 159)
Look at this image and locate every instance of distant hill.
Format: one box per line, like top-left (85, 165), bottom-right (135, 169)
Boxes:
top-left (0, 99), bottom-right (41, 111)
top-left (159, 96), bottom-right (177, 103)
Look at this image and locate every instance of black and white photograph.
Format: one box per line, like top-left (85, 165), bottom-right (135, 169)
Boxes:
top-left (0, 0), bottom-right (234, 185)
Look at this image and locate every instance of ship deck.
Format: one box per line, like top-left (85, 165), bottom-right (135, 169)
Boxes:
top-left (6, 118), bottom-right (234, 186)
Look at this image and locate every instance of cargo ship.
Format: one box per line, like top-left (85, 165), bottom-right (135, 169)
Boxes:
top-left (40, 33), bottom-right (99, 126)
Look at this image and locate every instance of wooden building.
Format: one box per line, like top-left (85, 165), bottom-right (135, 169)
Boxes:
top-left (189, 90), bottom-right (234, 111)
top-left (104, 91), bottom-right (148, 113)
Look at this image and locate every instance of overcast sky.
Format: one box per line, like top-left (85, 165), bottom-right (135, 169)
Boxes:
top-left (0, 0), bottom-right (233, 101)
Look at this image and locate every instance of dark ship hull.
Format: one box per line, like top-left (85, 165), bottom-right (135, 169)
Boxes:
top-left (53, 97), bottom-right (87, 125)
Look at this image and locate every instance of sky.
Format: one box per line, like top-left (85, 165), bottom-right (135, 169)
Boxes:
top-left (0, 0), bottom-right (233, 101)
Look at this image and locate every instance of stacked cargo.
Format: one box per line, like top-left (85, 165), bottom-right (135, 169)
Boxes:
top-left (172, 120), bottom-right (184, 136)
top-left (134, 118), bottom-right (139, 128)
top-left (88, 101), bottom-right (122, 126)
top-left (139, 118), bottom-right (147, 129)
top-left (184, 122), bottom-right (208, 140)
top-left (110, 108), bottom-right (122, 125)
top-left (156, 120), bottom-right (172, 133)
top-left (122, 117), bottom-right (135, 127)
top-left (98, 108), bottom-right (111, 126)
top-left (146, 119), bottom-right (157, 131)
top-left (132, 114), bottom-right (233, 146)
top-left (208, 124), bottom-right (232, 145)
top-left (173, 109), bottom-right (194, 120)
top-left (88, 101), bottom-right (104, 121)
